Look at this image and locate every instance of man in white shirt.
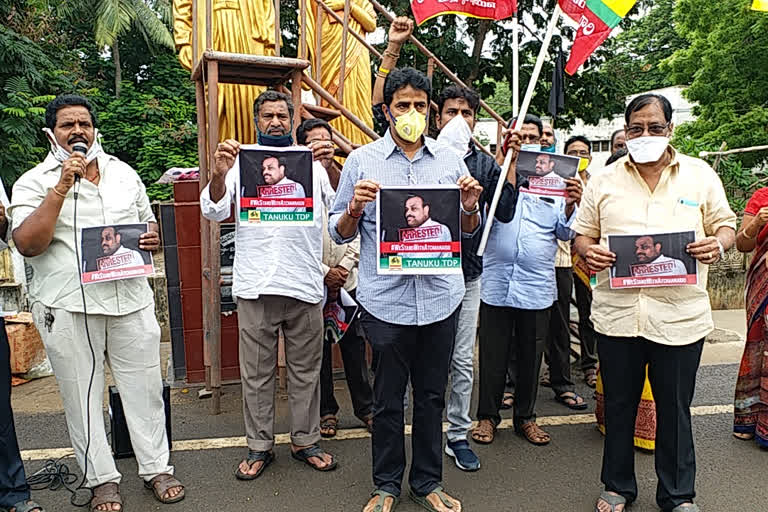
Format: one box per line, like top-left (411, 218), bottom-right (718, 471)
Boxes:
top-left (399, 194), bottom-right (452, 259)
top-left (200, 90), bottom-right (337, 481)
top-left (96, 226), bottom-right (145, 270)
top-left (9, 94), bottom-right (183, 511)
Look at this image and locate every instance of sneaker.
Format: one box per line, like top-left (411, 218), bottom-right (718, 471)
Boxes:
top-left (445, 439), bottom-right (480, 472)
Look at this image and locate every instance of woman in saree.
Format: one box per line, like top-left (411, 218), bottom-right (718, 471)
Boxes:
top-left (733, 187), bottom-right (768, 448)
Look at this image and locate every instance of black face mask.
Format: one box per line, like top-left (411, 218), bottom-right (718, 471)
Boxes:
top-left (257, 125), bottom-right (293, 147)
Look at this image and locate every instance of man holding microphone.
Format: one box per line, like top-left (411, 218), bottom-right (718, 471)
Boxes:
top-left (10, 94), bottom-right (183, 511)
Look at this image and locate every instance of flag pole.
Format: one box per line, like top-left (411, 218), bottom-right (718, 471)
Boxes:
top-left (477, 3), bottom-right (562, 257)
top-left (512, 12), bottom-right (520, 117)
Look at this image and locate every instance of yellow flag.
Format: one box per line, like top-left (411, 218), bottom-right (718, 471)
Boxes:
top-left (753, 0), bottom-right (768, 12)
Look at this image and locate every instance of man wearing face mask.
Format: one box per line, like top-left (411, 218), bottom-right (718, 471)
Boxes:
top-left (541, 121), bottom-right (557, 153)
top-left (573, 93), bottom-right (736, 512)
top-left (330, 68), bottom-right (483, 512)
top-left (10, 94), bottom-right (183, 511)
top-left (201, 90), bottom-right (339, 482)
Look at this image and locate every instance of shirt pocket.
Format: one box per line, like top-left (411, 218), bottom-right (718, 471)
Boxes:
top-left (672, 197), bottom-right (704, 233)
top-left (522, 194), bottom-right (558, 231)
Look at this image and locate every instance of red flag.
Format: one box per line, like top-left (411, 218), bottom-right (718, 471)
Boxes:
top-left (411, 0), bottom-right (517, 26)
top-left (558, 0), bottom-right (638, 74)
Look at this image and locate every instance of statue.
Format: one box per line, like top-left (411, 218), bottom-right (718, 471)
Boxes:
top-left (306, 0), bottom-right (376, 146)
top-left (173, 0), bottom-right (277, 143)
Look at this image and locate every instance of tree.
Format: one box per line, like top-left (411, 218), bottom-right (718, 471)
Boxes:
top-left (665, 0), bottom-right (768, 170)
top-left (91, 0), bottom-right (174, 97)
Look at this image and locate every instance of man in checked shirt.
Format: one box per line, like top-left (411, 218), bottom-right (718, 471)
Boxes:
top-left (329, 68), bottom-right (483, 512)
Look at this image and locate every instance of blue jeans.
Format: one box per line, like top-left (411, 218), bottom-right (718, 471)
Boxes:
top-left (446, 278), bottom-right (481, 442)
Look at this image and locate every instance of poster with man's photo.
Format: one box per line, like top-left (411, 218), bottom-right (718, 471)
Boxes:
top-left (237, 145), bottom-right (315, 227)
top-left (517, 150), bottom-right (580, 198)
top-left (607, 231), bottom-right (698, 289)
top-left (80, 223), bottom-right (154, 284)
top-left (376, 185), bottom-right (462, 275)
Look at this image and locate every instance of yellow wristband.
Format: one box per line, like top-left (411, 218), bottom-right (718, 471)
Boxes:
top-left (378, 66), bottom-right (390, 76)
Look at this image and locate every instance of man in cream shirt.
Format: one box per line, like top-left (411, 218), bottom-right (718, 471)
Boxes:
top-left (574, 93), bottom-right (736, 512)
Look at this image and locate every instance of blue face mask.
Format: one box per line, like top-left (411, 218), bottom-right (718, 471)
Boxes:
top-left (541, 144), bottom-right (557, 154)
top-left (521, 143), bottom-right (542, 152)
top-left (257, 130), bottom-right (293, 147)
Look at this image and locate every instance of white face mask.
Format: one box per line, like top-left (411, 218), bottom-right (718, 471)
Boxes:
top-left (436, 115), bottom-right (472, 160)
top-left (43, 127), bottom-right (104, 164)
top-left (521, 143), bottom-right (541, 152)
top-left (626, 136), bottom-right (669, 164)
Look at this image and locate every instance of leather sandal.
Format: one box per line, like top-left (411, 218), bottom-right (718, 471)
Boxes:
top-left (144, 473), bottom-right (185, 504)
top-left (408, 486), bottom-right (459, 512)
top-left (366, 489), bottom-right (399, 512)
top-left (90, 482), bottom-right (123, 512)
top-left (471, 419), bottom-right (496, 444)
top-left (516, 421), bottom-right (551, 445)
top-left (320, 415), bottom-right (338, 438)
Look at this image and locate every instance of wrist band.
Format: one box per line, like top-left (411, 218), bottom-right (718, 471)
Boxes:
top-left (384, 50), bottom-right (401, 59)
top-left (50, 187), bottom-right (66, 198)
top-left (378, 66), bottom-right (390, 76)
top-left (461, 203), bottom-right (480, 216)
top-left (347, 201), bottom-right (362, 218)
top-left (742, 228), bottom-right (755, 240)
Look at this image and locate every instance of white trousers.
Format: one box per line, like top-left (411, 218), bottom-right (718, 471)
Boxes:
top-left (32, 303), bottom-right (172, 487)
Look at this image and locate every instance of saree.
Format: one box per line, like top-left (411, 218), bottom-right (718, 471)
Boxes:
top-left (574, 250), bottom-right (657, 450)
top-left (595, 367), bottom-right (656, 450)
top-left (733, 187), bottom-right (768, 447)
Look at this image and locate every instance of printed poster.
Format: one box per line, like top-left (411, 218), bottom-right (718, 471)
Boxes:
top-left (323, 288), bottom-right (359, 344)
top-left (517, 150), bottom-right (579, 198)
top-left (607, 231), bottom-right (698, 289)
top-left (237, 145), bottom-right (314, 227)
top-left (376, 185), bottom-right (462, 275)
top-left (80, 223), bottom-right (154, 284)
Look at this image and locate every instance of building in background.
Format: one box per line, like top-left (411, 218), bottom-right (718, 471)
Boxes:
top-left (474, 86), bottom-right (696, 174)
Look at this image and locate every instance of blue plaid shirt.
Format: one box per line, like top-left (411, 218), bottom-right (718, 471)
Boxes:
top-left (329, 131), bottom-right (471, 326)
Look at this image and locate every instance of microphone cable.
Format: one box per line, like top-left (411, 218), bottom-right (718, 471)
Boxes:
top-left (69, 174), bottom-right (97, 507)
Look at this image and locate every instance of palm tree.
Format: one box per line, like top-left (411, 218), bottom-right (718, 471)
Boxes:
top-left (93, 0), bottom-right (174, 97)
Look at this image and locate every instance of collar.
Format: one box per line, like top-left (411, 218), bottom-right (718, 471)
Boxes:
top-left (382, 130), bottom-right (436, 159)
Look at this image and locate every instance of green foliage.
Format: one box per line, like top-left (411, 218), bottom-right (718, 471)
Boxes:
top-left (665, 0), bottom-right (768, 169)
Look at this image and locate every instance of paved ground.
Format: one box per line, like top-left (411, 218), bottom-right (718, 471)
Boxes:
top-left (12, 358), bottom-right (768, 512)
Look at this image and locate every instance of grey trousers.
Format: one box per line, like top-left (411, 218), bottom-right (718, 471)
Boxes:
top-left (237, 295), bottom-right (323, 451)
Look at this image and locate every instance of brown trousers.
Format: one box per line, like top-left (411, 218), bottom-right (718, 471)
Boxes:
top-left (237, 295), bottom-right (323, 451)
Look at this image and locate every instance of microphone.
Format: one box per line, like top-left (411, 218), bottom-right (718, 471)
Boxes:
top-left (71, 142), bottom-right (88, 184)
top-left (71, 142), bottom-right (87, 199)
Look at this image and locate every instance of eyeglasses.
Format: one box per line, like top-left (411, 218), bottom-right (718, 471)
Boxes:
top-left (626, 122), bottom-right (670, 138)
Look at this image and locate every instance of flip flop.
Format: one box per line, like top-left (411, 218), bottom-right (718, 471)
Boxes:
top-left (235, 450), bottom-right (275, 480)
top-left (291, 445), bottom-right (338, 471)
top-left (555, 391), bottom-right (588, 410)
top-left (595, 490), bottom-right (627, 512)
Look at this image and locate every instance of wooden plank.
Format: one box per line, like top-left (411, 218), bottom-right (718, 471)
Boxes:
top-left (291, 69), bottom-right (303, 144)
top-left (274, 0), bottom-right (281, 57)
top-left (205, 0), bottom-right (212, 50)
top-left (314, 0), bottom-right (323, 104)
top-left (204, 59), bottom-right (222, 414)
top-left (299, 0), bottom-right (308, 60)
top-left (303, 75), bottom-right (379, 141)
top-left (317, 1), bottom-right (382, 60)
